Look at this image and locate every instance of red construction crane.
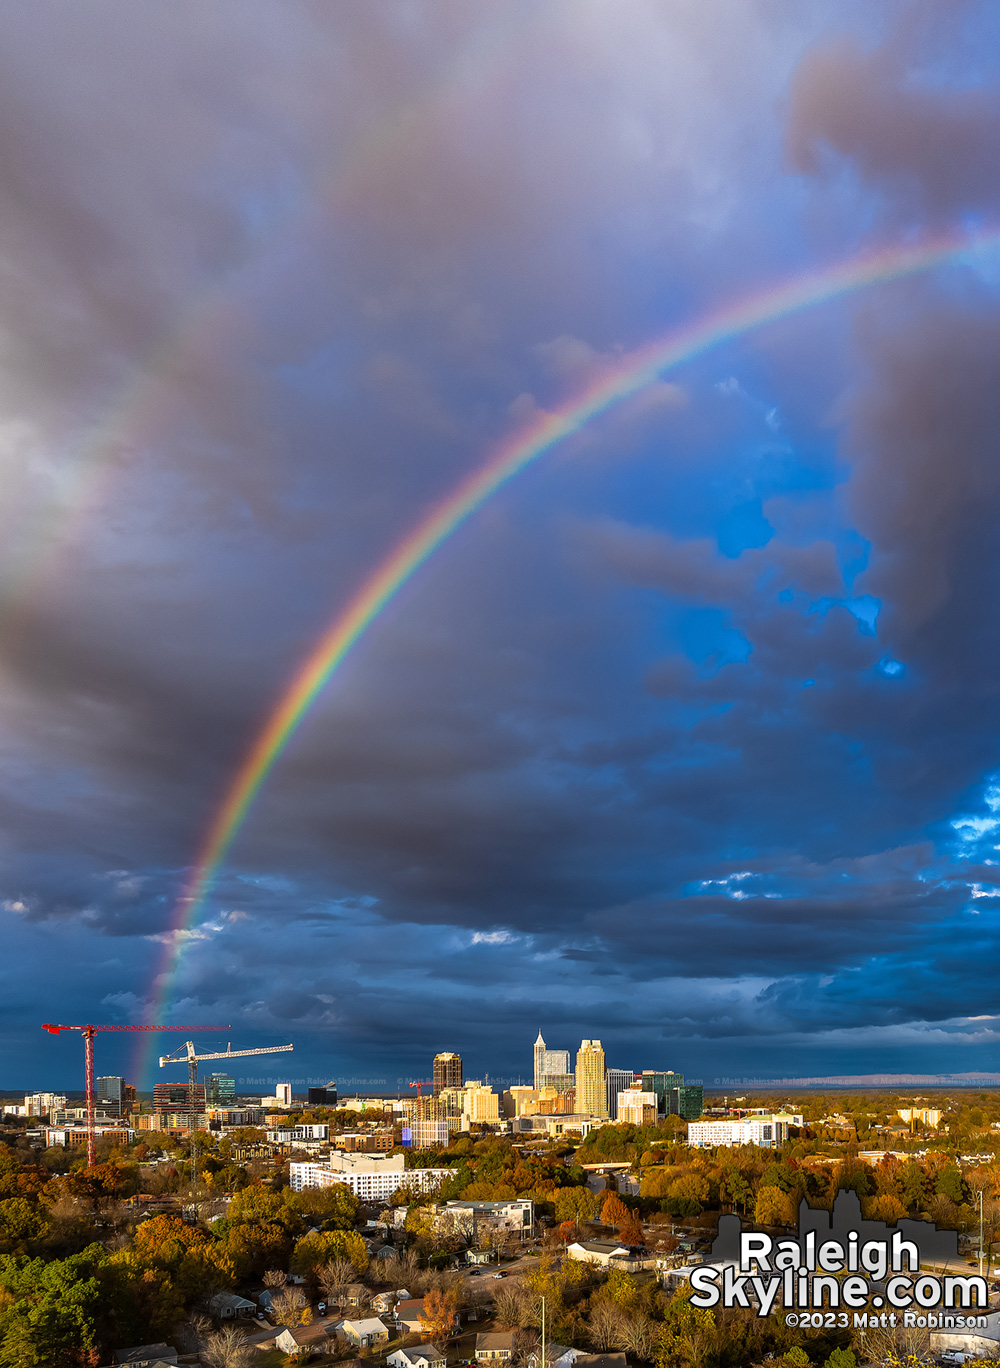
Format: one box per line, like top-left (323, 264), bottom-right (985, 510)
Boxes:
top-left (42, 1022), bottom-right (230, 1167)
top-left (409, 1080), bottom-right (435, 1099)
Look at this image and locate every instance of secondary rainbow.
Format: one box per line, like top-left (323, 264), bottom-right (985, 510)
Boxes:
top-left (148, 225), bottom-right (1000, 1033)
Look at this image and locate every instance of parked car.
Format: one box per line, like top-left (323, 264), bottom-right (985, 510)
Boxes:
top-left (317, 1302), bottom-right (326, 1315)
top-left (492, 1272), bottom-right (508, 1279)
top-left (468, 1270), bottom-right (481, 1277)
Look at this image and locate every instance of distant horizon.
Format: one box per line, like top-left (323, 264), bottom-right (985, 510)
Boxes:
top-left (7, 1073), bottom-right (1000, 1101)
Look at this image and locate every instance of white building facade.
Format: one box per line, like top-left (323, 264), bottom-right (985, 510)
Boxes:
top-left (289, 1151), bottom-right (451, 1202)
top-left (686, 1115), bottom-right (791, 1148)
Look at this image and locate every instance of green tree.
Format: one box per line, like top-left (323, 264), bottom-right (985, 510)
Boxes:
top-left (290, 1229), bottom-right (368, 1280)
top-left (285, 1182), bottom-right (357, 1230)
top-left (900, 1160), bottom-right (927, 1212)
top-left (936, 1165), bottom-right (966, 1205)
top-left (824, 1349), bottom-right (856, 1368)
top-left (554, 1188), bottom-right (598, 1223)
top-left (228, 1186), bottom-right (285, 1224)
top-left (0, 1198), bottom-right (48, 1252)
top-left (0, 1247), bottom-right (105, 1368)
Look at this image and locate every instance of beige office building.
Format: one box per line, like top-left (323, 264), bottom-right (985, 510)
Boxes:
top-left (575, 1039), bottom-right (608, 1119)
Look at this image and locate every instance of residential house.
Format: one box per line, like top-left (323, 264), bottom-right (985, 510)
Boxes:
top-left (341, 1317), bottom-right (392, 1348)
top-left (566, 1240), bottom-right (643, 1269)
top-left (275, 1323), bottom-right (334, 1357)
top-left (113, 1347), bottom-right (178, 1368)
top-left (527, 1346), bottom-right (578, 1368)
top-left (467, 1248), bottom-right (495, 1265)
top-left (344, 1282), bottom-right (369, 1308)
top-left (371, 1288), bottom-right (410, 1313)
top-left (207, 1291), bottom-right (256, 1319)
top-left (387, 1344), bottom-right (448, 1368)
top-left (475, 1331), bottom-right (516, 1363)
top-left (257, 1287), bottom-right (307, 1314)
top-left (394, 1296), bottom-right (427, 1335)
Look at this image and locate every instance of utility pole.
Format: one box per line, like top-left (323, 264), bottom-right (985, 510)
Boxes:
top-left (541, 1294), bottom-right (546, 1368)
top-left (980, 1188), bottom-right (985, 1279)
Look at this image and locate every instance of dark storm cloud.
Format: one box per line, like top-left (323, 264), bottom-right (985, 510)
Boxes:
top-left (786, 6), bottom-right (1000, 222)
top-left (9, 0), bottom-right (1000, 1086)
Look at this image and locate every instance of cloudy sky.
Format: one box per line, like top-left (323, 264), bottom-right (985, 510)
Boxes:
top-left (5, 0), bottom-right (1000, 1092)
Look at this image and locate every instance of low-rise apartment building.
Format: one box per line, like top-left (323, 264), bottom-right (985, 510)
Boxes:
top-left (686, 1114), bottom-right (795, 1148)
top-left (435, 1197), bottom-right (534, 1239)
top-left (289, 1151), bottom-right (451, 1202)
top-left (266, 1123), bottom-right (329, 1143)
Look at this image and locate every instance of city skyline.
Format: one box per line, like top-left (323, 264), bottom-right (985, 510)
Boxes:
top-left (4, 4), bottom-right (1000, 1084)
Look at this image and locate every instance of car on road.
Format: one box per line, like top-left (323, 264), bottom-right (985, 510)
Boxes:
top-left (468, 1270), bottom-right (481, 1277)
top-left (317, 1302), bottom-right (326, 1315)
top-left (492, 1272), bottom-right (508, 1279)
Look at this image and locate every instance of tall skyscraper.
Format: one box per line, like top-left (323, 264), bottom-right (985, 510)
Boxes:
top-left (605, 1068), bottom-right (634, 1120)
top-left (96, 1076), bottom-right (125, 1118)
top-left (642, 1070), bottom-right (684, 1117)
top-left (205, 1074), bottom-right (236, 1107)
top-left (533, 1031), bottom-right (572, 1089)
top-left (433, 1052), bottom-right (463, 1096)
top-left (575, 1039), bottom-right (608, 1118)
top-left (669, 1084), bottom-right (704, 1120)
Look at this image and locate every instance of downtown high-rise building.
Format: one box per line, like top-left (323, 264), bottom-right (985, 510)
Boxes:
top-left (533, 1031), bottom-right (572, 1089)
top-left (606, 1068), bottom-right (634, 1120)
top-left (96, 1076), bottom-right (126, 1118)
top-left (432, 1052), bottom-right (463, 1096)
top-left (575, 1039), bottom-right (608, 1119)
top-left (205, 1074), bottom-right (236, 1107)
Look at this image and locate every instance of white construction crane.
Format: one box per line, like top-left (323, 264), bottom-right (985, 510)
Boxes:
top-left (158, 1039), bottom-right (294, 1190)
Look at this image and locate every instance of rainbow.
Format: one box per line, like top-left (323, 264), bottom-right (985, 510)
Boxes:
top-left (144, 225), bottom-right (1000, 1055)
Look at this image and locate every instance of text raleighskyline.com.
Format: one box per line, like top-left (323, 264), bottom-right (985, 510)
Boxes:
top-left (689, 1228), bottom-right (988, 1316)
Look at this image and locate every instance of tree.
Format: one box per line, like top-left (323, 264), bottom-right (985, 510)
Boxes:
top-left (725, 1170), bottom-right (751, 1214)
top-left (755, 1186), bottom-right (796, 1227)
top-left (937, 1165), bottom-right (967, 1205)
top-left (619, 1213), bottom-right (644, 1246)
top-left (554, 1188), bottom-right (598, 1224)
top-left (866, 1193), bottom-right (906, 1223)
top-left (270, 1287), bottom-right (309, 1325)
top-left (619, 1312), bottom-right (658, 1361)
top-left (492, 1282), bottom-right (533, 1329)
top-left (823, 1350), bottom-right (856, 1368)
top-left (419, 1287), bottom-right (460, 1341)
top-left (200, 1325), bottom-right (257, 1368)
top-left (263, 1268), bottom-right (288, 1290)
top-left (0, 1198), bottom-right (48, 1252)
top-left (900, 1160), bottom-right (928, 1212)
top-left (228, 1186), bottom-right (286, 1225)
top-left (290, 1229), bottom-right (368, 1281)
top-left (286, 1182), bottom-right (358, 1230)
top-left (588, 1301), bottom-right (626, 1350)
top-left (667, 1173), bottom-right (709, 1204)
top-left (317, 1257), bottom-right (355, 1304)
top-left (221, 1221), bottom-right (291, 1282)
top-left (600, 1193), bottom-right (629, 1230)
top-left (603, 1268), bottom-right (639, 1310)
top-left (0, 1247), bottom-right (105, 1368)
